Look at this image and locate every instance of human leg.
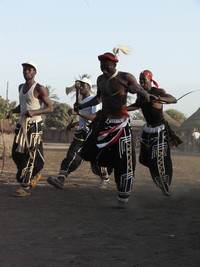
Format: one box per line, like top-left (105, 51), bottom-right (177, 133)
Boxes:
top-left (148, 130), bottom-right (172, 197)
top-left (12, 121), bottom-right (44, 196)
top-left (91, 117), bottom-right (134, 207)
top-left (139, 131), bottom-right (150, 167)
top-left (90, 163), bottom-right (112, 187)
top-left (47, 136), bottom-right (84, 189)
top-left (113, 127), bottom-right (135, 208)
top-left (12, 145), bottom-right (32, 197)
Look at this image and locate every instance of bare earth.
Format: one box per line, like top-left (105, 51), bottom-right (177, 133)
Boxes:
top-left (0, 143), bottom-right (200, 267)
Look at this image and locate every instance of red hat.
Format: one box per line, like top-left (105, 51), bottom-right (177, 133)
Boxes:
top-left (98, 52), bottom-right (119, 62)
top-left (142, 70), bottom-right (159, 88)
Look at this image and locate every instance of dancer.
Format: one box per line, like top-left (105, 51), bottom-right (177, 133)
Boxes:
top-left (6, 61), bottom-right (53, 196)
top-left (127, 70), bottom-right (179, 197)
top-left (75, 46), bottom-right (149, 208)
top-left (47, 77), bottom-right (112, 189)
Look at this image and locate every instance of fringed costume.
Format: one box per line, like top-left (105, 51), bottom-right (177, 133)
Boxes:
top-left (139, 122), bottom-right (172, 195)
top-left (81, 109), bottom-right (135, 203)
top-left (12, 118), bottom-right (44, 186)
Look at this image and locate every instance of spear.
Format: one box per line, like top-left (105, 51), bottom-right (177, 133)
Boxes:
top-left (176, 90), bottom-right (200, 101)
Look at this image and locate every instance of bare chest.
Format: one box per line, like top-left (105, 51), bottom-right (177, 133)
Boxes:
top-left (98, 77), bottom-right (125, 97)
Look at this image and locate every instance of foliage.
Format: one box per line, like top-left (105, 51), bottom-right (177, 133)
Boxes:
top-left (0, 96), bottom-right (19, 125)
top-left (77, 74), bottom-right (91, 79)
top-left (45, 101), bottom-right (77, 129)
top-left (45, 86), bottom-right (60, 101)
top-left (0, 88), bottom-right (77, 130)
top-left (165, 109), bottom-right (187, 124)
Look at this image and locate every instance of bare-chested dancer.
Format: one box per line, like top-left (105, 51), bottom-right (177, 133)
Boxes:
top-left (75, 48), bottom-right (149, 208)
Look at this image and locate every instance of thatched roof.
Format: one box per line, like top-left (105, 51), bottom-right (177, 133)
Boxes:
top-left (179, 107), bottom-right (200, 132)
top-left (163, 112), bottom-right (181, 130)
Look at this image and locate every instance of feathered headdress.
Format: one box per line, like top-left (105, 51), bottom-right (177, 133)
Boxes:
top-left (98, 44), bottom-right (132, 62)
top-left (113, 44), bottom-right (132, 58)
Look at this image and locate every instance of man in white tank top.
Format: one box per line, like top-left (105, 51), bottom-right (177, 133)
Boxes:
top-left (6, 61), bottom-right (53, 197)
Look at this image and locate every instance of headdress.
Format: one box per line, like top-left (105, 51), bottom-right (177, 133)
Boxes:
top-left (142, 70), bottom-right (159, 88)
top-left (98, 52), bottom-right (118, 62)
top-left (98, 44), bottom-right (132, 62)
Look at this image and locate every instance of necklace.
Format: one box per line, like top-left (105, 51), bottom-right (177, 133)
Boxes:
top-left (108, 70), bottom-right (118, 81)
top-left (105, 70), bottom-right (121, 96)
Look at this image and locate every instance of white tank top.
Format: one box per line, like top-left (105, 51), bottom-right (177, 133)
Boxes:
top-left (19, 83), bottom-right (42, 121)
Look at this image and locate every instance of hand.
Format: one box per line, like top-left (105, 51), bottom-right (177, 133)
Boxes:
top-left (68, 108), bottom-right (73, 116)
top-left (149, 94), bottom-right (160, 101)
top-left (68, 108), bottom-right (78, 116)
top-left (73, 102), bottom-right (83, 112)
top-left (75, 81), bottom-right (81, 89)
top-left (25, 110), bottom-right (35, 118)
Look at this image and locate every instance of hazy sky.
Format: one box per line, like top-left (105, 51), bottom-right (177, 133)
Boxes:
top-left (0, 0), bottom-right (199, 118)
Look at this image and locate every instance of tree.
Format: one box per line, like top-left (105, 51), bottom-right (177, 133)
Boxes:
top-left (165, 109), bottom-right (186, 124)
top-left (45, 101), bottom-right (76, 129)
top-left (45, 86), bottom-right (59, 101)
top-left (0, 96), bottom-right (17, 117)
top-left (0, 96), bottom-right (18, 127)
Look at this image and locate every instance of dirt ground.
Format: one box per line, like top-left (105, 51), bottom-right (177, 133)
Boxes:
top-left (0, 143), bottom-right (200, 267)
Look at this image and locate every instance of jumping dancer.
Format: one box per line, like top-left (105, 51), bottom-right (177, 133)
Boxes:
top-left (75, 46), bottom-right (149, 208)
top-left (128, 70), bottom-right (178, 197)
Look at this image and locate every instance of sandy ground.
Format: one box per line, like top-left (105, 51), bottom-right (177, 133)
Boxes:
top-left (0, 143), bottom-right (200, 267)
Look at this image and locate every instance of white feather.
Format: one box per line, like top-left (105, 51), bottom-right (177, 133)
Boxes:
top-left (113, 45), bottom-right (132, 58)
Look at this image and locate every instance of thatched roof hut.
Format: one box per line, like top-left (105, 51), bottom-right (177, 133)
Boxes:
top-left (163, 112), bottom-right (181, 130)
top-left (179, 108), bottom-right (200, 132)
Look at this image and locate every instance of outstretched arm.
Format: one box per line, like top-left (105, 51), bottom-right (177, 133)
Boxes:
top-left (127, 104), bottom-right (140, 112)
top-left (78, 112), bottom-right (96, 121)
top-left (74, 95), bottom-right (101, 111)
top-left (68, 108), bottom-right (97, 121)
